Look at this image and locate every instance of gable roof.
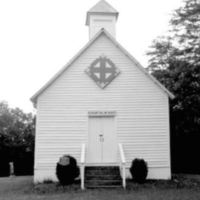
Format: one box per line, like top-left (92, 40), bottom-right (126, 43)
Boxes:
top-left (86, 0), bottom-right (119, 25)
top-left (31, 29), bottom-right (174, 106)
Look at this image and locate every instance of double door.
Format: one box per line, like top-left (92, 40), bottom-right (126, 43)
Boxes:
top-left (87, 116), bottom-right (117, 163)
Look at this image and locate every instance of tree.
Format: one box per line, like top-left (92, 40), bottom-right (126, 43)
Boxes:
top-left (147, 0), bottom-right (200, 173)
top-left (171, 0), bottom-right (200, 65)
top-left (148, 0), bottom-right (200, 70)
top-left (0, 101), bottom-right (35, 149)
top-left (0, 101), bottom-right (35, 176)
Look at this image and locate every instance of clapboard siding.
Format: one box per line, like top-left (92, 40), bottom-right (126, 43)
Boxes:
top-left (35, 34), bottom-right (170, 179)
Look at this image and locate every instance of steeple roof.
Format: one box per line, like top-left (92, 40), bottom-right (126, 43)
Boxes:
top-left (88, 0), bottom-right (118, 13)
top-left (86, 0), bottom-right (119, 25)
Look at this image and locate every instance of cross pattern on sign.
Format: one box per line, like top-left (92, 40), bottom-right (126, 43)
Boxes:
top-left (85, 56), bottom-right (120, 88)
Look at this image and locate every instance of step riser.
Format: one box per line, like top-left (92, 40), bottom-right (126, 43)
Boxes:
top-left (86, 181), bottom-right (122, 186)
top-left (85, 166), bottom-right (119, 170)
top-left (85, 171), bottom-right (120, 176)
top-left (85, 167), bottom-right (120, 174)
top-left (86, 185), bottom-right (122, 188)
top-left (86, 176), bottom-right (121, 181)
top-left (85, 170), bottom-right (119, 173)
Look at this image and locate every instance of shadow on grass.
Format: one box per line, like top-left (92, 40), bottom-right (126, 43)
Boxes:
top-left (31, 180), bottom-right (82, 194)
top-left (31, 174), bottom-right (200, 195)
top-left (128, 174), bottom-right (200, 190)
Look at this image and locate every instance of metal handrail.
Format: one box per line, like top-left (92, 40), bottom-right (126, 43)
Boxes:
top-left (118, 143), bottom-right (126, 188)
top-left (80, 144), bottom-right (86, 190)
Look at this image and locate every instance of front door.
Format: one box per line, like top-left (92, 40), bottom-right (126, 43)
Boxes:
top-left (87, 116), bottom-right (117, 163)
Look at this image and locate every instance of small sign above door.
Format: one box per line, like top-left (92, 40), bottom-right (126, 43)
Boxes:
top-left (88, 111), bottom-right (116, 117)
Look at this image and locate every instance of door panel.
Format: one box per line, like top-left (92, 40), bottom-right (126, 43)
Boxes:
top-left (102, 117), bottom-right (117, 162)
top-left (88, 117), bottom-right (102, 163)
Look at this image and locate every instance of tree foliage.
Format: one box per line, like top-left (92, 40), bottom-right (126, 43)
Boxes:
top-left (0, 101), bottom-right (35, 150)
top-left (147, 0), bottom-right (200, 136)
top-left (0, 101), bottom-right (35, 175)
top-left (147, 0), bottom-right (200, 173)
top-left (171, 0), bottom-right (200, 65)
top-left (148, 0), bottom-right (200, 71)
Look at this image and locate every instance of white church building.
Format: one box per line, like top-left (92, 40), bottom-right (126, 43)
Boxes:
top-left (31, 0), bottom-right (174, 187)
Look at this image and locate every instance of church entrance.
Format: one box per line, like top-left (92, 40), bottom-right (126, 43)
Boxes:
top-left (87, 116), bottom-right (117, 163)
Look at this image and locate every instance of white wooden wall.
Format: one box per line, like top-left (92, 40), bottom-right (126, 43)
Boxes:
top-left (34, 34), bottom-right (171, 182)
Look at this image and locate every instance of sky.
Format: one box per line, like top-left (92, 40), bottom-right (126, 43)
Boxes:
top-left (0, 0), bottom-right (183, 113)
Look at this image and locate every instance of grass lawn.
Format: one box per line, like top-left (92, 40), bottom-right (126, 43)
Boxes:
top-left (0, 175), bottom-right (200, 200)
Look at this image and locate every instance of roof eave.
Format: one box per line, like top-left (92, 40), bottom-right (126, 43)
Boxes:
top-left (100, 29), bottom-right (175, 100)
top-left (30, 29), bottom-right (106, 105)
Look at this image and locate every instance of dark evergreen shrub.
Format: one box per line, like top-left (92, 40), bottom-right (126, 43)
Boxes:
top-left (56, 155), bottom-right (79, 185)
top-left (0, 148), bottom-right (10, 177)
top-left (130, 158), bottom-right (148, 183)
top-left (13, 146), bottom-right (34, 176)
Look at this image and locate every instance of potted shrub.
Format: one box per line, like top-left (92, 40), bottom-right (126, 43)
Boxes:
top-left (56, 155), bottom-right (79, 185)
top-left (130, 158), bottom-right (148, 183)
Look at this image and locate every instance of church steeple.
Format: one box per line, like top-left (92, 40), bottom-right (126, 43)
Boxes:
top-left (86, 0), bottom-right (119, 40)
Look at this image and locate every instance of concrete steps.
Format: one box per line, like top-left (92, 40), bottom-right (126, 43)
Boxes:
top-left (85, 166), bottom-right (122, 188)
